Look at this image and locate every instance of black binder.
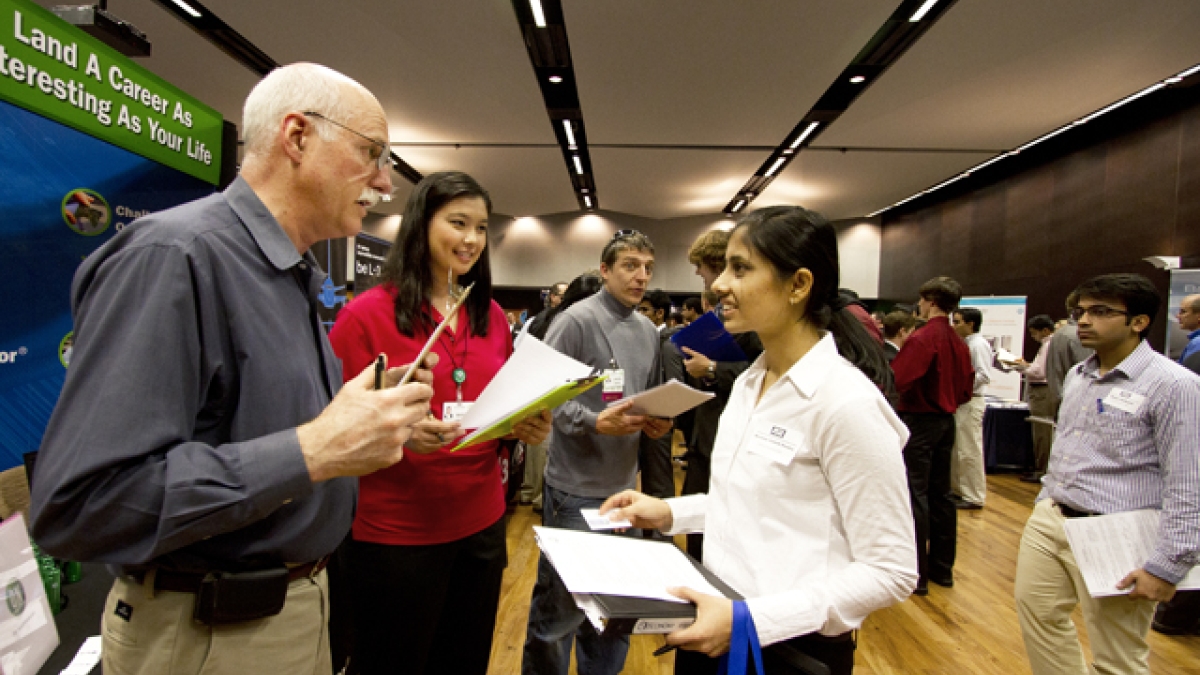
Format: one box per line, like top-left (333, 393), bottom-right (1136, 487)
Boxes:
top-left (574, 550), bottom-right (742, 635)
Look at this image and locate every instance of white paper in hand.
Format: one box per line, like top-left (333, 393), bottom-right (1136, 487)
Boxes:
top-left (580, 508), bottom-right (632, 530)
top-left (458, 336), bottom-right (594, 430)
top-left (609, 379), bottom-right (714, 418)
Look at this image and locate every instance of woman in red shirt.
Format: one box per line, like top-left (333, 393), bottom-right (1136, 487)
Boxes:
top-left (329, 171), bottom-right (550, 675)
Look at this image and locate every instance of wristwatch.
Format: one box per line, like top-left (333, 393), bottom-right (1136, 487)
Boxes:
top-left (706, 362), bottom-right (716, 377)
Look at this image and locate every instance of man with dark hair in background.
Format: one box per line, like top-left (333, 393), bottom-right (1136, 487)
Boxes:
top-left (680, 296), bottom-right (703, 324)
top-left (891, 276), bottom-right (974, 595)
top-left (950, 307), bottom-right (992, 510)
top-left (1015, 273), bottom-right (1199, 674)
top-left (1013, 314), bottom-right (1057, 483)
top-left (882, 310), bottom-right (917, 363)
top-left (635, 288), bottom-right (678, 502)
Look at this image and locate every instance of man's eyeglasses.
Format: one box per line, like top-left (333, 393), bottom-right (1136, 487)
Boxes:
top-left (1069, 305), bottom-right (1129, 321)
top-left (302, 111), bottom-right (391, 171)
top-left (613, 229), bottom-right (643, 240)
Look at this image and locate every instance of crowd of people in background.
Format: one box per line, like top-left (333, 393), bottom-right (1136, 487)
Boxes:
top-left (25, 62), bottom-right (1198, 675)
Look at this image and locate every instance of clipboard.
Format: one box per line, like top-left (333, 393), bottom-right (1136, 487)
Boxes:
top-left (450, 375), bottom-right (605, 451)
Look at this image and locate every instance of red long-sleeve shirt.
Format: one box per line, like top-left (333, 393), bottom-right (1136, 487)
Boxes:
top-left (892, 315), bottom-right (974, 414)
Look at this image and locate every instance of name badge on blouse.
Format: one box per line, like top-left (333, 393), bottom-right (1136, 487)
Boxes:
top-left (602, 368), bottom-right (625, 403)
top-left (747, 423), bottom-right (802, 465)
top-left (1102, 388), bottom-right (1145, 415)
top-left (442, 401), bottom-right (474, 424)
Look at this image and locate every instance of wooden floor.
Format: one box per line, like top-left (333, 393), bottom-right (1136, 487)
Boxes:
top-left (487, 465), bottom-right (1199, 674)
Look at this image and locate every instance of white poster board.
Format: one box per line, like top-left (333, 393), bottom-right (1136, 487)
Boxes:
top-left (1165, 269), bottom-right (1200, 360)
top-left (960, 296), bottom-right (1027, 401)
top-left (0, 515), bottom-right (59, 675)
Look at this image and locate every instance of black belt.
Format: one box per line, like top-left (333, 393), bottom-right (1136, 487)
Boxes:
top-left (1028, 382), bottom-right (1048, 387)
top-left (132, 557), bottom-right (329, 594)
top-left (1055, 503), bottom-right (1097, 518)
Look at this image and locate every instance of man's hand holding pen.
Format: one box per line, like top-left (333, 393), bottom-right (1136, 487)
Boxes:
top-left (297, 353), bottom-right (437, 482)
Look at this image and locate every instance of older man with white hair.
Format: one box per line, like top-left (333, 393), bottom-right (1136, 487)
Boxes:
top-left (30, 63), bottom-right (434, 674)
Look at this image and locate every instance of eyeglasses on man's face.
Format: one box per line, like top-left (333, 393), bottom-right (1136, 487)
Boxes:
top-left (1069, 304), bottom-right (1129, 321)
top-left (302, 111), bottom-right (391, 171)
top-left (613, 229), bottom-right (643, 240)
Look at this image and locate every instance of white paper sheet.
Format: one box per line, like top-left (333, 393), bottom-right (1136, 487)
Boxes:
top-left (457, 336), bottom-right (594, 430)
top-left (59, 635), bottom-right (102, 675)
top-left (1062, 508), bottom-right (1200, 598)
top-left (611, 379), bottom-right (714, 419)
top-left (533, 526), bottom-right (723, 603)
top-left (580, 509), bottom-right (632, 531)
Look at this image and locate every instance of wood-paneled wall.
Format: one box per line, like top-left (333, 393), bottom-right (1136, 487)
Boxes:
top-left (879, 96), bottom-right (1200, 354)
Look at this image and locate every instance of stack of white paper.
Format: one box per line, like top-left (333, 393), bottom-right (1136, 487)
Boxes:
top-left (1062, 509), bottom-right (1200, 598)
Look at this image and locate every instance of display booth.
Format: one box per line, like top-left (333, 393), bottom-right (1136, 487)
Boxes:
top-left (0, 0), bottom-right (225, 474)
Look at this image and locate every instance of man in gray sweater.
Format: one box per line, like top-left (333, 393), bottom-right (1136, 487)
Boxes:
top-left (523, 230), bottom-right (672, 675)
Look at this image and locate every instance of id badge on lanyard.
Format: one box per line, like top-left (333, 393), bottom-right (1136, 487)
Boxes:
top-left (442, 368), bottom-right (473, 423)
top-left (602, 358), bottom-right (625, 403)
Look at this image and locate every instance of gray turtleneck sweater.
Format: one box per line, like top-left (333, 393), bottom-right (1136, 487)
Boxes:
top-left (543, 287), bottom-right (663, 498)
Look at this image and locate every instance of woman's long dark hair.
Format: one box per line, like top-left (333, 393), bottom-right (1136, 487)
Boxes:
top-left (380, 171), bottom-right (494, 337)
top-left (734, 206), bottom-right (894, 395)
top-left (527, 272), bottom-right (603, 340)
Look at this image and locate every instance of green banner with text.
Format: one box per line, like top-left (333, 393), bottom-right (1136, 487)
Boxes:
top-left (0, 0), bottom-right (222, 184)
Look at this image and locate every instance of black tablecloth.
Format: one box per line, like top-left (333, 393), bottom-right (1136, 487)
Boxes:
top-left (984, 405), bottom-right (1035, 473)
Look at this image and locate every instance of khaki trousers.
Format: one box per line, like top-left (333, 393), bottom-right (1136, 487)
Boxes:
top-left (101, 570), bottom-right (331, 675)
top-left (1027, 385), bottom-right (1055, 474)
top-left (949, 396), bottom-right (987, 505)
top-left (1014, 500), bottom-right (1155, 675)
top-left (520, 439), bottom-right (549, 508)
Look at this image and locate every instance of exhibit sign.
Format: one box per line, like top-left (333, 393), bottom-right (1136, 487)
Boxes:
top-left (960, 296), bottom-right (1027, 401)
top-left (0, 0), bottom-right (222, 184)
top-left (0, 98), bottom-right (214, 470)
top-left (1165, 269), bottom-right (1200, 360)
top-left (354, 233), bottom-right (391, 294)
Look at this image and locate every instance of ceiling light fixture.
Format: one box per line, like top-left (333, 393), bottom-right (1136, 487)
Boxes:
top-left (1078, 83), bottom-right (1164, 125)
top-left (573, 155), bottom-right (584, 175)
top-left (529, 0), bottom-right (547, 27)
top-left (1173, 63), bottom-right (1200, 80)
top-left (171, 0), bottom-right (202, 18)
top-left (789, 122), bottom-right (820, 150)
top-left (850, 75), bottom-right (866, 84)
top-left (909, 0), bottom-right (939, 22)
top-left (732, 199), bottom-right (746, 213)
top-left (584, 195), bottom-right (593, 208)
top-left (549, 75), bottom-right (563, 83)
top-left (764, 156), bottom-right (787, 178)
top-left (563, 120), bottom-right (577, 148)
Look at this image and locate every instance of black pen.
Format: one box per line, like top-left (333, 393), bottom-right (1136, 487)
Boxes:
top-left (374, 354), bottom-right (386, 390)
top-left (652, 643), bottom-right (678, 657)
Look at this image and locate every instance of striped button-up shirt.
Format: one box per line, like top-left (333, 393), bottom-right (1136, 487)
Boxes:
top-left (1040, 339), bottom-right (1200, 583)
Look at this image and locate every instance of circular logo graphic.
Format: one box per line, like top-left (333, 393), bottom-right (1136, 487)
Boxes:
top-left (5, 579), bottom-right (25, 616)
top-left (62, 189), bottom-right (111, 236)
top-left (59, 332), bottom-right (74, 369)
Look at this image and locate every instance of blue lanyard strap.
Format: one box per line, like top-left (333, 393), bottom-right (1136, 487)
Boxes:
top-left (718, 601), bottom-right (765, 675)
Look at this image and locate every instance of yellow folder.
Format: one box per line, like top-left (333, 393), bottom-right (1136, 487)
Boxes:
top-left (450, 375), bottom-right (606, 452)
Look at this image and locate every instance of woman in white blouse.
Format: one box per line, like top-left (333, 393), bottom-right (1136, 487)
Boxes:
top-left (602, 205), bottom-right (918, 675)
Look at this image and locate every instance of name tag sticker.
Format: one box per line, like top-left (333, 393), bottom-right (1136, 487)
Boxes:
top-left (747, 423), bottom-right (802, 464)
top-left (1102, 388), bottom-right (1145, 414)
top-left (602, 368), bottom-right (625, 402)
top-left (442, 401), bottom-right (473, 423)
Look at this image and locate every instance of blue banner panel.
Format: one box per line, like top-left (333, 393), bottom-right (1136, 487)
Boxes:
top-left (0, 99), bottom-right (213, 470)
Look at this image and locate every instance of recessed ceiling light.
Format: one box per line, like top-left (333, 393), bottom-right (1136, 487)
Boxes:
top-left (850, 75), bottom-right (866, 84)
top-left (562, 120), bottom-right (577, 148)
top-left (573, 155), bottom-right (584, 175)
top-left (909, 0), bottom-right (938, 22)
top-left (529, 0), bottom-right (547, 27)
top-left (789, 122), bottom-right (820, 150)
top-left (549, 75), bottom-right (563, 83)
top-left (172, 0), bottom-right (202, 17)
top-left (732, 199), bottom-right (746, 213)
top-left (764, 156), bottom-right (787, 177)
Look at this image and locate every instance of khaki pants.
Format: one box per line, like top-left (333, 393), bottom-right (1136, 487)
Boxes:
top-left (1015, 500), bottom-right (1155, 675)
top-left (1027, 385), bottom-right (1055, 474)
top-left (950, 396), bottom-right (987, 506)
top-left (521, 439), bottom-right (548, 508)
top-left (102, 570), bottom-right (331, 675)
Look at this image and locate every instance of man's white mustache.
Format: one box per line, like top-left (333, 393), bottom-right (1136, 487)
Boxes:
top-left (358, 189), bottom-right (384, 208)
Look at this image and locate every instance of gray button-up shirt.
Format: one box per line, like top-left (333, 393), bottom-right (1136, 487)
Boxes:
top-left (1040, 340), bottom-right (1200, 583)
top-left (30, 177), bottom-right (355, 572)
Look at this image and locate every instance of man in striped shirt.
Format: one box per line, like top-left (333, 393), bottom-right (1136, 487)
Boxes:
top-left (1014, 273), bottom-right (1200, 675)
